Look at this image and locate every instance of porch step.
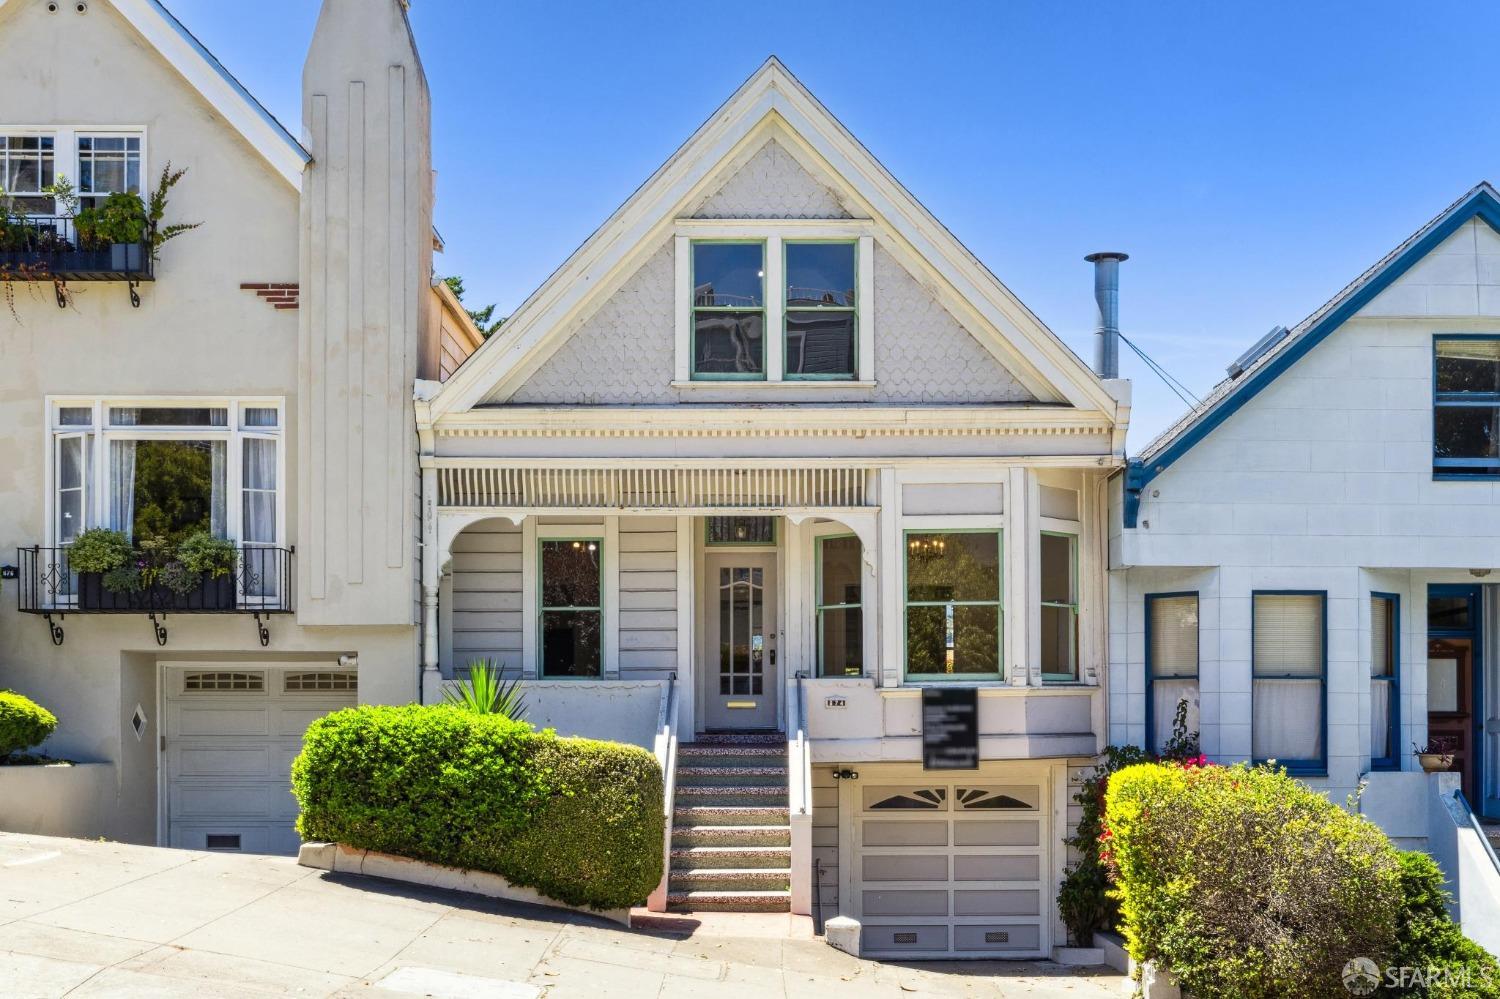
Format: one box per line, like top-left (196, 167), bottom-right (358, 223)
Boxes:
top-left (676, 743), bottom-right (786, 762)
top-left (674, 805), bottom-right (789, 827)
top-left (670, 845), bottom-right (792, 869)
top-left (675, 785), bottom-right (788, 808)
top-left (668, 867), bottom-right (792, 893)
top-left (666, 890), bottom-right (791, 913)
top-left (694, 731), bottom-right (786, 745)
top-left (676, 765), bottom-right (788, 786)
top-left (670, 824), bottom-right (791, 848)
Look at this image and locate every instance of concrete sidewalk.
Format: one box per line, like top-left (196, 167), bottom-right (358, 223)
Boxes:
top-left (0, 833), bottom-right (1125, 998)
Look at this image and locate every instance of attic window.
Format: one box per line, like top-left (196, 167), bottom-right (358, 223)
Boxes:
top-left (691, 242), bottom-right (765, 380)
top-left (1433, 336), bottom-right (1500, 478)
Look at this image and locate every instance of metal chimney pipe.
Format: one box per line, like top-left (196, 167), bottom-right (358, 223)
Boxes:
top-left (1085, 251), bottom-right (1129, 379)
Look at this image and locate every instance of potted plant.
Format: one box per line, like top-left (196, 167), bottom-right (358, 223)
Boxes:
top-left (66, 528), bottom-right (134, 610)
top-left (175, 532), bottom-right (239, 610)
top-left (76, 192), bottom-right (146, 271)
top-left (1415, 738), bottom-right (1456, 773)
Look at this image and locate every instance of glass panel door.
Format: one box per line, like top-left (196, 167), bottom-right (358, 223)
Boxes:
top-left (703, 553), bottom-right (778, 730)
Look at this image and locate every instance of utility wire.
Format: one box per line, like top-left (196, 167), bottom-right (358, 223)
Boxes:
top-left (1118, 332), bottom-right (1200, 408)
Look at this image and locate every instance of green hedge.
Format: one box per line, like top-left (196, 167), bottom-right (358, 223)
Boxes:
top-left (291, 704), bottom-right (663, 911)
top-left (1389, 851), bottom-right (1500, 998)
top-left (1105, 762), bottom-right (1402, 998)
top-left (0, 691), bottom-right (58, 758)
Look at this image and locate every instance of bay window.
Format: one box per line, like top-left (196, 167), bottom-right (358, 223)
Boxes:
top-left (904, 531), bottom-right (1002, 680)
top-left (539, 538), bottom-right (602, 678)
top-left (816, 534), bottom-right (863, 677)
top-left (1252, 591), bottom-right (1326, 772)
top-left (1370, 593), bottom-right (1400, 770)
top-left (1147, 593), bottom-right (1200, 754)
top-left (1433, 336), bottom-right (1500, 477)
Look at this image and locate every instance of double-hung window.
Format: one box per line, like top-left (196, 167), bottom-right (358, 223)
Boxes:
top-left (816, 535), bottom-right (863, 677)
top-left (1, 135), bottom-right (56, 215)
top-left (1040, 531), bottom-right (1079, 681)
top-left (539, 538), bottom-right (602, 678)
top-left (77, 134), bottom-right (142, 211)
top-left (904, 531), bottom-right (1002, 680)
top-left (1434, 336), bottom-right (1500, 477)
top-left (1251, 591), bottom-right (1327, 773)
top-left (784, 241), bottom-right (856, 379)
top-left (691, 242), bottom-right (765, 379)
top-left (1370, 593), bottom-right (1400, 771)
top-left (1147, 593), bottom-right (1199, 754)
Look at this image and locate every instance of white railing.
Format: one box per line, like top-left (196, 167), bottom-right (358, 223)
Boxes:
top-left (646, 675), bottom-right (678, 913)
top-left (437, 463), bottom-right (873, 510)
top-left (788, 673), bottom-right (815, 917)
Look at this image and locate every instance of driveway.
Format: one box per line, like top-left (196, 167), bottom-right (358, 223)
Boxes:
top-left (0, 833), bottom-right (1125, 998)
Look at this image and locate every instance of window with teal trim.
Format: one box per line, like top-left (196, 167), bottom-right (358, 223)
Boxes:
top-left (816, 535), bottom-right (862, 676)
top-left (539, 539), bottom-right (602, 678)
top-left (692, 242), bottom-right (765, 379)
top-left (784, 241), bottom-right (855, 379)
top-left (904, 531), bottom-right (1002, 680)
top-left (1434, 336), bottom-right (1500, 476)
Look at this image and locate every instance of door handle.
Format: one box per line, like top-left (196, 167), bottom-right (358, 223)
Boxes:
top-left (770, 649), bottom-right (777, 666)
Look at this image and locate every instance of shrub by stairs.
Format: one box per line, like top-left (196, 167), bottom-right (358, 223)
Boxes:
top-left (668, 732), bottom-right (791, 912)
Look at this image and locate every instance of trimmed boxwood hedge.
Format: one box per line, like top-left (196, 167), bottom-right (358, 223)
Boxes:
top-left (0, 691), bottom-right (59, 758)
top-left (291, 704), bottom-right (663, 911)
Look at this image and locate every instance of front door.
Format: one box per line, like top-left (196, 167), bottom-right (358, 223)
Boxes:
top-left (703, 553), bottom-right (779, 730)
top-left (1428, 585), bottom-right (1482, 807)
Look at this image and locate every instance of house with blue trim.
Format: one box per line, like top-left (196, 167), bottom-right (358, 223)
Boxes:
top-left (1110, 184), bottom-right (1500, 937)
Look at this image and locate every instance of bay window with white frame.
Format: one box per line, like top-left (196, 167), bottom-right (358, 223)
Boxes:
top-left (1039, 530), bottom-right (1079, 681)
top-left (903, 530), bottom-right (1003, 680)
top-left (49, 400), bottom-right (284, 597)
top-left (1251, 591), bottom-right (1327, 772)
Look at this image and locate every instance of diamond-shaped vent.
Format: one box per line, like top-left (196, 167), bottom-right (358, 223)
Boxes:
top-left (131, 705), bottom-right (148, 741)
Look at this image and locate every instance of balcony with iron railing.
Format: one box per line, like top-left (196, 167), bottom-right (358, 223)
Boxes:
top-left (17, 544), bottom-right (293, 647)
top-left (0, 216), bottom-right (153, 307)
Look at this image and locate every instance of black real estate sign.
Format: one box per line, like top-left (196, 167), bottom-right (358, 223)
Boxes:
top-left (921, 686), bottom-right (978, 770)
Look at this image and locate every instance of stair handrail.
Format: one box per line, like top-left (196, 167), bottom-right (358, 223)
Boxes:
top-left (647, 675), bottom-right (678, 911)
top-left (1454, 788), bottom-right (1500, 876)
top-left (790, 672), bottom-right (812, 817)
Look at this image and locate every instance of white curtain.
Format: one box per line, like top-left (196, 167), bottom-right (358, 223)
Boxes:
top-left (1252, 678), bottom-right (1323, 761)
top-left (109, 440), bottom-right (136, 537)
top-left (1370, 679), bottom-right (1392, 759)
top-left (241, 438), bottom-right (276, 543)
top-left (1154, 679), bottom-right (1200, 753)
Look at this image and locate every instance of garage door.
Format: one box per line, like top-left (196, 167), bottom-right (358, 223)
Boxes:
top-left (165, 667), bottom-right (357, 855)
top-left (852, 777), bottom-right (1049, 959)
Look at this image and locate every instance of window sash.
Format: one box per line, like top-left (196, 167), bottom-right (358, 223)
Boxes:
top-left (1370, 593), bottom-right (1400, 770)
top-left (783, 240), bottom-right (857, 381)
top-left (77, 133), bottom-right (142, 199)
top-left (1, 134), bottom-right (56, 197)
top-left (1251, 591), bottom-right (1326, 771)
top-left (1040, 531), bottom-right (1078, 681)
top-left (691, 240), bottom-right (766, 381)
top-left (1433, 336), bottom-right (1500, 475)
top-left (903, 530), bottom-right (1003, 680)
top-left (1148, 594), bottom-right (1199, 679)
top-left (816, 534), bottom-right (863, 677)
top-left (538, 537), bottom-right (603, 678)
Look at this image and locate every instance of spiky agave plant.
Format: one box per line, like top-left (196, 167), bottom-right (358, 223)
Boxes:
top-left (442, 658), bottom-right (527, 721)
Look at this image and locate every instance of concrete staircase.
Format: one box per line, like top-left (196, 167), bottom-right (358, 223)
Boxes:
top-left (668, 732), bottom-right (791, 912)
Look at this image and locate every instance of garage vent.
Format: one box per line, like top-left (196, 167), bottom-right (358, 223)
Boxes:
top-left (284, 671), bottom-right (357, 692)
top-left (183, 671), bottom-right (265, 692)
top-left (205, 834), bottom-right (242, 851)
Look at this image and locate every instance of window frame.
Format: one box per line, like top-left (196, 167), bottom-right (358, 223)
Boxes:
top-left (815, 533), bottom-right (863, 678)
top-left (704, 516), bottom-right (777, 548)
top-left (1432, 333), bottom-right (1500, 479)
top-left (536, 535), bottom-right (605, 680)
top-left (1251, 589), bottom-right (1328, 775)
top-left (45, 396), bottom-right (286, 555)
top-left (783, 238), bottom-right (858, 381)
top-left (0, 125), bottom-right (147, 216)
top-left (1039, 529), bottom-right (1080, 683)
top-left (689, 238), bottom-right (767, 382)
top-left (674, 225), bottom-right (874, 386)
top-left (75, 131), bottom-right (145, 207)
top-left (901, 527), bottom-right (1004, 683)
top-left (0, 132), bottom-right (57, 210)
top-left (1370, 591), bottom-right (1401, 772)
top-left (1145, 591), bottom-right (1200, 756)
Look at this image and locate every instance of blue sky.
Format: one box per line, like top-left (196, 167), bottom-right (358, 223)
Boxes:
top-left (168, 0), bottom-right (1498, 446)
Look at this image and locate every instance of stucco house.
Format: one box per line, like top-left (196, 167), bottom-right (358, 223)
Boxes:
top-left (0, 0), bottom-right (478, 852)
top-left (1110, 185), bottom-right (1500, 938)
top-left (415, 58), bottom-right (1131, 958)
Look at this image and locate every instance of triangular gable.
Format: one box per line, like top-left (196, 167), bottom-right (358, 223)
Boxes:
top-left (1125, 182), bottom-right (1500, 526)
top-left (431, 57), bottom-right (1120, 419)
top-left (0, 0), bottom-right (311, 189)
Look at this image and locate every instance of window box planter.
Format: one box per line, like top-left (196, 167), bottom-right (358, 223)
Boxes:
top-left (77, 572), bottom-right (148, 611)
top-left (75, 572), bottom-right (237, 612)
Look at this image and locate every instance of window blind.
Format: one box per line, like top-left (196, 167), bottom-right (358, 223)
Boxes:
top-left (1150, 595), bottom-right (1199, 678)
top-left (1370, 596), bottom-right (1393, 678)
top-left (1253, 594), bottom-right (1323, 677)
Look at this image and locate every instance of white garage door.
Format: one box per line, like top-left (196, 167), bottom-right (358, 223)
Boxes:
top-left (165, 667), bottom-right (357, 855)
top-left (852, 777), bottom-right (1049, 959)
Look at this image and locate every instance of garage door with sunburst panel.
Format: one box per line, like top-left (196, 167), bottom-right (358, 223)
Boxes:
top-left (853, 778), bottom-right (1049, 959)
top-left (165, 667), bottom-right (357, 855)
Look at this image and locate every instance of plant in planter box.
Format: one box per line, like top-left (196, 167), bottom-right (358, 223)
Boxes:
top-left (76, 192), bottom-right (147, 270)
top-left (174, 531), bottom-right (238, 609)
top-left (67, 528), bottom-right (135, 609)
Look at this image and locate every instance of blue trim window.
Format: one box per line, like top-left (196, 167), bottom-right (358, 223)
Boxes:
top-left (1251, 591), bottom-right (1327, 774)
top-left (1433, 335), bottom-right (1500, 477)
top-left (1146, 593), bottom-right (1199, 754)
top-left (1370, 593), bottom-right (1400, 771)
